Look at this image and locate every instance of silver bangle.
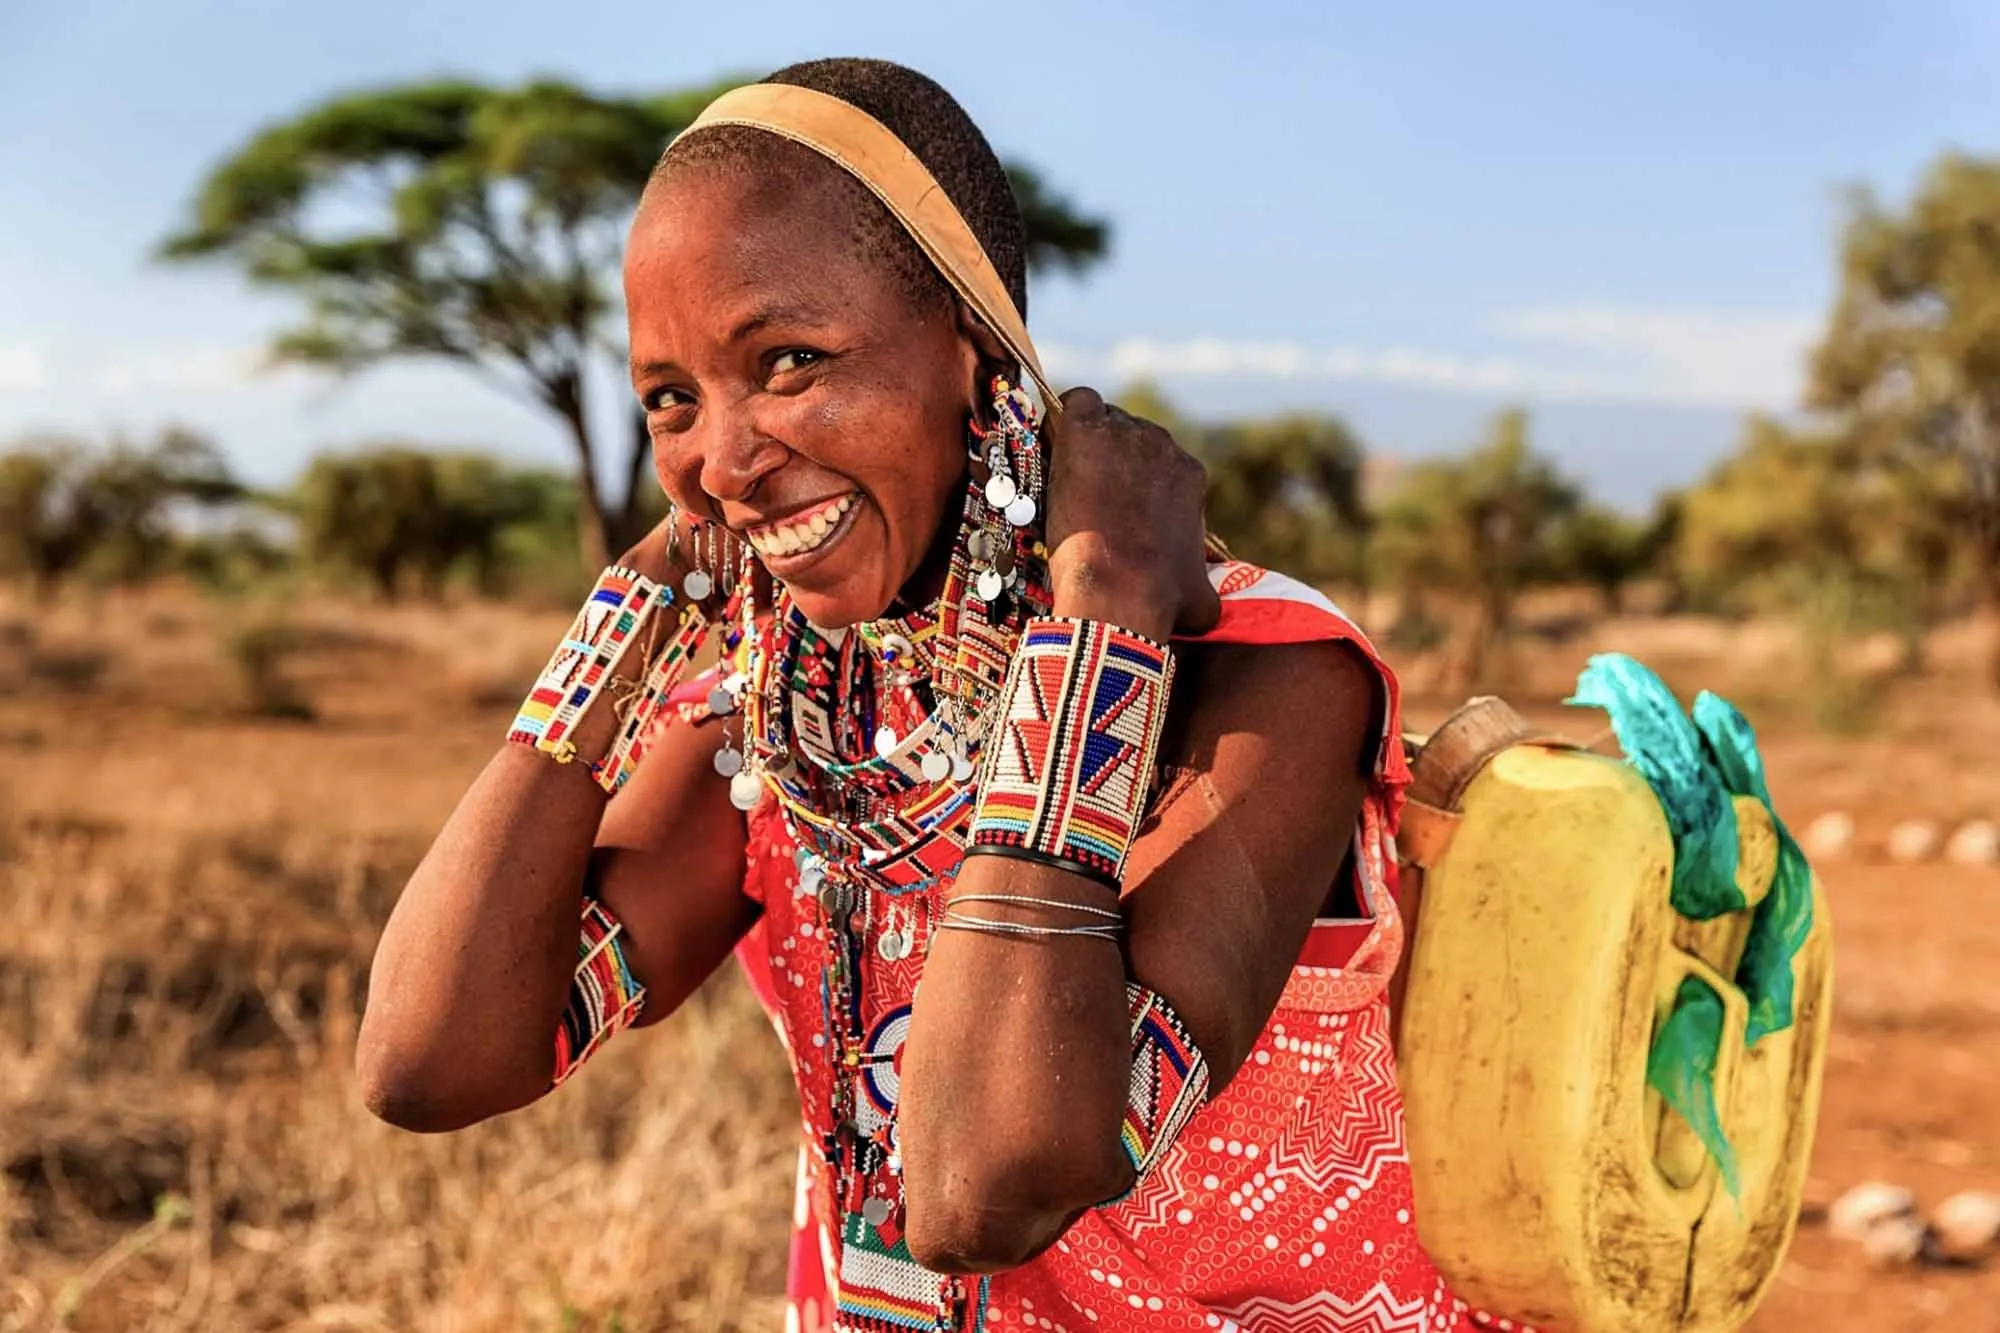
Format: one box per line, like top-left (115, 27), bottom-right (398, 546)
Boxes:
top-left (937, 909), bottom-right (1123, 943)
top-left (945, 892), bottom-right (1124, 922)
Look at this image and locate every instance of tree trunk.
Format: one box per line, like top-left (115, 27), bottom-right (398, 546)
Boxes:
top-left (1455, 595), bottom-right (1506, 696)
top-left (604, 407), bottom-right (657, 555)
top-left (1983, 548), bottom-right (2000, 692)
top-left (550, 371), bottom-right (611, 572)
top-left (371, 553), bottom-right (400, 603)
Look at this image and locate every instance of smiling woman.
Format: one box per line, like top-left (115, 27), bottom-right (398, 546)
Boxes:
top-left (625, 120), bottom-right (983, 626)
top-left (357, 57), bottom-right (1488, 1333)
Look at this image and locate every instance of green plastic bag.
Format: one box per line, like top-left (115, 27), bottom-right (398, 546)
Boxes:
top-left (1568, 654), bottom-right (1817, 1194)
top-left (1647, 976), bottom-right (1742, 1199)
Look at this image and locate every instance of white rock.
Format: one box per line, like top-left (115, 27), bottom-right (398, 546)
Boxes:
top-left (1944, 820), bottom-right (2000, 867)
top-left (1931, 1190), bottom-right (2000, 1262)
top-left (1828, 1181), bottom-right (1916, 1241)
top-left (1861, 1213), bottom-right (1930, 1268)
top-left (1800, 811), bottom-right (1855, 862)
top-left (1886, 819), bottom-right (1943, 864)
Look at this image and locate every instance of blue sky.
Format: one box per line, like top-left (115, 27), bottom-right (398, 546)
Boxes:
top-left (4, 0), bottom-right (1998, 507)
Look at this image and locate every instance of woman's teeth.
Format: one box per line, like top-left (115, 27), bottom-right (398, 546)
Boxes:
top-left (746, 494), bottom-right (856, 559)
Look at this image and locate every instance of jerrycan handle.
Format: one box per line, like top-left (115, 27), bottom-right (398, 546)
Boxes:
top-left (1648, 951), bottom-right (1751, 1201)
top-left (1399, 698), bottom-right (1580, 869)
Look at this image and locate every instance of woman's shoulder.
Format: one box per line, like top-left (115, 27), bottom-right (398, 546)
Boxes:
top-left (1180, 559), bottom-right (1380, 656)
top-left (1171, 559), bottom-right (1401, 787)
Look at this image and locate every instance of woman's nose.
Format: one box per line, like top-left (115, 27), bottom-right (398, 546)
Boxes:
top-left (698, 405), bottom-right (790, 509)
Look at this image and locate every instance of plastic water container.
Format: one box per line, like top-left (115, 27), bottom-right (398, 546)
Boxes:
top-left (1395, 700), bottom-right (1834, 1333)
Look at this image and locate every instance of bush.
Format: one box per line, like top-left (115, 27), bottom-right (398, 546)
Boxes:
top-left (223, 617), bottom-right (315, 720)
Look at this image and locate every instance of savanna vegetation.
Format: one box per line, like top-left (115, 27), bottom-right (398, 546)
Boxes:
top-left (3, 72), bottom-right (1997, 1333)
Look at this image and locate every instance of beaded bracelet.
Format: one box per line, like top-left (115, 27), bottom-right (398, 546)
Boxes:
top-left (1113, 980), bottom-right (1210, 1190)
top-left (591, 603), bottom-right (710, 794)
top-left (967, 617), bottom-right (1176, 885)
top-left (510, 566), bottom-right (670, 760)
top-left (552, 897), bottom-right (647, 1086)
top-left (510, 567), bottom-right (707, 793)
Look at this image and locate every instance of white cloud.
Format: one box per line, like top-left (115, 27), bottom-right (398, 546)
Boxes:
top-left (1038, 305), bottom-right (1818, 410)
top-left (0, 343), bottom-right (48, 390)
top-left (1073, 336), bottom-right (1595, 399)
top-left (1492, 304), bottom-right (1819, 408)
top-left (94, 345), bottom-right (272, 396)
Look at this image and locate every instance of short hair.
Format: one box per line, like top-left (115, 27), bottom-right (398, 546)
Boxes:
top-left (655, 58), bottom-right (1029, 322)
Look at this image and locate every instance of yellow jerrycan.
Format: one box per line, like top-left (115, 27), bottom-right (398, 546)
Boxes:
top-left (1392, 669), bottom-right (1834, 1333)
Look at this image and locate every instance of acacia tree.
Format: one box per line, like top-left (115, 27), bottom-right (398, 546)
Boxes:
top-left (162, 79), bottom-right (1110, 570)
top-left (1546, 503), bottom-right (1661, 616)
top-left (1370, 409), bottom-right (1579, 689)
top-left (1808, 153), bottom-right (2000, 685)
top-left (1199, 413), bottom-right (1369, 588)
top-left (1676, 414), bottom-right (1971, 670)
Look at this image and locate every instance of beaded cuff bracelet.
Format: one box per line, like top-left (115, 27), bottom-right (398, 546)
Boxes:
top-left (510, 566), bottom-right (706, 791)
top-left (968, 617), bottom-right (1175, 885)
top-left (1113, 980), bottom-right (1210, 1189)
top-left (552, 897), bottom-right (647, 1086)
top-left (591, 604), bottom-right (709, 794)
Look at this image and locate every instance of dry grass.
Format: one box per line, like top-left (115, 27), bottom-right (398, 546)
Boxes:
top-left (0, 590), bottom-right (796, 1332)
top-left (0, 809), bottom-right (796, 1333)
top-left (1, 584), bottom-right (1996, 1331)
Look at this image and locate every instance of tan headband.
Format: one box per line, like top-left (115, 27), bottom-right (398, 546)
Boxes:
top-left (681, 83), bottom-right (1057, 409)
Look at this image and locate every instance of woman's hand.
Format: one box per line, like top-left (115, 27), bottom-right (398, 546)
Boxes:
top-left (564, 509), bottom-right (738, 763)
top-left (1039, 386), bottom-right (1220, 641)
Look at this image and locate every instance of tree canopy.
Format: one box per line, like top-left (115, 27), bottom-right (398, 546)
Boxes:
top-left (1370, 409), bottom-right (1581, 687)
top-left (1197, 413), bottom-right (1369, 586)
top-left (292, 447), bottom-right (563, 601)
top-left (0, 429), bottom-right (240, 595)
top-left (161, 77), bottom-right (1111, 570)
top-left (1807, 153), bottom-right (2000, 682)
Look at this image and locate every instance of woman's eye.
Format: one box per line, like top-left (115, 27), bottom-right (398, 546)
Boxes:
top-left (770, 348), bottom-right (823, 377)
top-left (643, 386), bottom-right (692, 413)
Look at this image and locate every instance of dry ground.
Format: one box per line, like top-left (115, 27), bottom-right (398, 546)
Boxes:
top-left (1, 587), bottom-right (1994, 1331)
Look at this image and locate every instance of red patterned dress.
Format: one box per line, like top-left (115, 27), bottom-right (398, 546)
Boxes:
top-left (728, 563), bottom-right (1494, 1333)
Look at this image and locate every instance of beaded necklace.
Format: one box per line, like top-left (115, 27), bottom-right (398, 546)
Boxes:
top-left (731, 384), bottom-right (1050, 1329)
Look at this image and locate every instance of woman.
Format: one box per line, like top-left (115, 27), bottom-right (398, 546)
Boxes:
top-left (359, 58), bottom-right (1491, 1333)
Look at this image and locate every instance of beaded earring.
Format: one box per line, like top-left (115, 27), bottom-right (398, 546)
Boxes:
top-left (724, 537), bottom-right (765, 812)
top-left (976, 377), bottom-right (1041, 527)
top-left (968, 375), bottom-right (1043, 606)
top-left (681, 517), bottom-right (715, 602)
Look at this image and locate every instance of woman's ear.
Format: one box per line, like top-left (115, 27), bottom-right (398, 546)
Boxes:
top-left (955, 303), bottom-right (1018, 419)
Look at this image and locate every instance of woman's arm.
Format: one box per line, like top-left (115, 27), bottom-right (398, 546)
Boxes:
top-left (898, 386), bottom-right (1383, 1272)
top-left (356, 701), bottom-right (757, 1132)
top-left (357, 525), bottom-right (759, 1132)
top-left (898, 635), bottom-right (1376, 1272)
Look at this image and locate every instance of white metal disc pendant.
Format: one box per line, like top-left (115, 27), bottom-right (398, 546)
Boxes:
top-left (860, 1196), bottom-right (893, 1227)
top-left (951, 753), bottom-right (977, 782)
top-left (874, 726), bottom-right (899, 758)
top-left (976, 568), bottom-right (1005, 602)
top-left (1004, 495), bottom-right (1037, 527)
top-left (681, 570), bottom-right (712, 601)
top-left (920, 750), bottom-right (952, 782)
top-left (984, 473), bottom-right (1017, 510)
top-left (728, 770), bottom-right (762, 811)
top-left (707, 684), bottom-right (736, 715)
top-left (967, 529), bottom-right (991, 562)
top-left (878, 929), bottom-right (910, 962)
top-left (712, 745), bottom-right (744, 777)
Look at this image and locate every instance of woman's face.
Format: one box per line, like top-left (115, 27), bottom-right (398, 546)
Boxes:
top-left (624, 159), bottom-right (981, 629)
